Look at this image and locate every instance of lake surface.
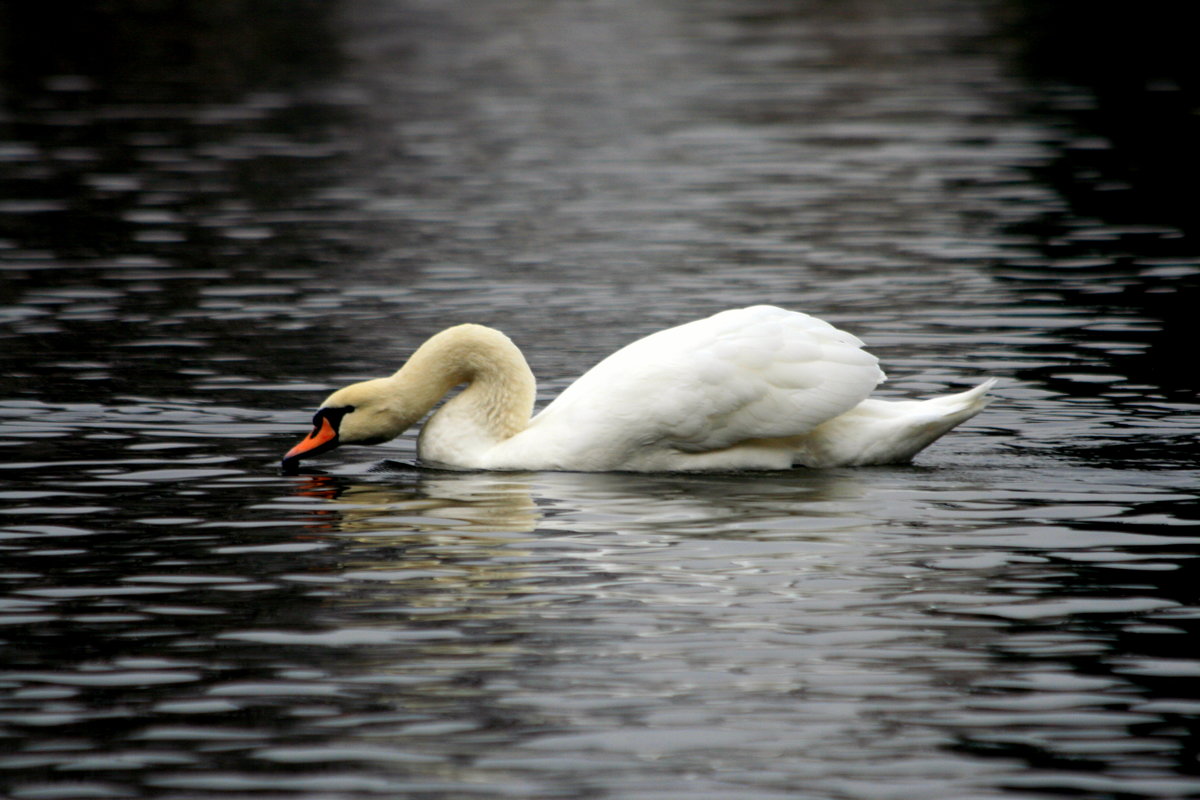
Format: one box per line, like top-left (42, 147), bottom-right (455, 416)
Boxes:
top-left (2, 1), bottom-right (1199, 798)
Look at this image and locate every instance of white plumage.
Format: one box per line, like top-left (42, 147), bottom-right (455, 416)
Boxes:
top-left (282, 306), bottom-right (995, 473)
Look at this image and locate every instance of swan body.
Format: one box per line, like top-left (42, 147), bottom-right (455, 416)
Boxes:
top-left (282, 306), bottom-right (995, 473)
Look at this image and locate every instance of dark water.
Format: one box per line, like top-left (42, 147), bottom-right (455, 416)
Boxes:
top-left (2, 1), bottom-right (1199, 798)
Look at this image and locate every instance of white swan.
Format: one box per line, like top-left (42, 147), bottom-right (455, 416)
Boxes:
top-left (282, 305), bottom-right (995, 473)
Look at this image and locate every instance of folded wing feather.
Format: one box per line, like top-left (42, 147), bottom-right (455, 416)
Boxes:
top-left (532, 306), bottom-right (884, 455)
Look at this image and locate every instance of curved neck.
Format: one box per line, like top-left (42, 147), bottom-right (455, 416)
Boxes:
top-left (397, 324), bottom-right (536, 446)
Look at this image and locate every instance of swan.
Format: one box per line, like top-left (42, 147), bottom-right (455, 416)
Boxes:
top-left (282, 305), bottom-right (995, 473)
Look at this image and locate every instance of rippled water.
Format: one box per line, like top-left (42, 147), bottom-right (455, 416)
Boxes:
top-left (3, 1), bottom-right (1199, 798)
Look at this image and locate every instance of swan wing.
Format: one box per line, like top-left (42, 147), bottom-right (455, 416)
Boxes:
top-left (529, 306), bottom-right (884, 459)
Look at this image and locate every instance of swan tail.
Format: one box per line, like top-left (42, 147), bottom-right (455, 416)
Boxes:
top-left (919, 377), bottom-right (996, 413)
top-left (795, 378), bottom-right (997, 467)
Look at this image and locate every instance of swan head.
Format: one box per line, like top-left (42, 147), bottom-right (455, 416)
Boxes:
top-left (280, 323), bottom-right (537, 473)
top-left (281, 378), bottom-right (412, 473)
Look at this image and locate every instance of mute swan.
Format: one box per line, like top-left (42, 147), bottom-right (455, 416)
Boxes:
top-left (282, 305), bottom-right (995, 473)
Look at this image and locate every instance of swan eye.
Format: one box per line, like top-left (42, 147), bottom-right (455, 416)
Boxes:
top-left (313, 405), bottom-right (355, 430)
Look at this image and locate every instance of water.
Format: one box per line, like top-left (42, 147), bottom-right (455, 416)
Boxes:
top-left (2, 1), bottom-right (1199, 798)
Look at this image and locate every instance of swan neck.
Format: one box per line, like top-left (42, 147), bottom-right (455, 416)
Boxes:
top-left (399, 324), bottom-right (536, 441)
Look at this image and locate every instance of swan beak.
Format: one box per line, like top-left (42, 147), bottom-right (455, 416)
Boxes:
top-left (282, 416), bottom-right (340, 473)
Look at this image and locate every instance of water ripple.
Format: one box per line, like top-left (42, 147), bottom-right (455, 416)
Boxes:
top-left (2, 0), bottom-right (1199, 797)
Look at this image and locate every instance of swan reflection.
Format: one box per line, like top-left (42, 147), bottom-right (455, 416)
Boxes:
top-left (287, 463), bottom-right (888, 540)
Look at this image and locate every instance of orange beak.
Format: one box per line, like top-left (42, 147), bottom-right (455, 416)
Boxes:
top-left (281, 415), bottom-right (340, 473)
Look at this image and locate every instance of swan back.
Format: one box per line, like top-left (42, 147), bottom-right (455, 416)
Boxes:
top-left (493, 306), bottom-right (884, 470)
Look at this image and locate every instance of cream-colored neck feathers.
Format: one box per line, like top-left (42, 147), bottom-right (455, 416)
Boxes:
top-left (403, 324), bottom-right (535, 443)
top-left (322, 324), bottom-right (536, 452)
